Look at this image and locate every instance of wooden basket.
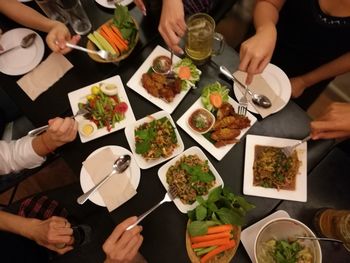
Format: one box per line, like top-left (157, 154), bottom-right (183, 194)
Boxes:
top-left (185, 222), bottom-right (241, 263)
top-left (86, 18), bottom-right (139, 63)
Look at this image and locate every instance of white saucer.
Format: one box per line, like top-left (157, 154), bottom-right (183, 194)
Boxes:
top-left (241, 210), bottom-right (290, 263)
top-left (95, 0), bottom-right (133, 9)
top-left (0, 28), bottom-right (44, 76)
top-left (80, 145), bottom-right (140, 206)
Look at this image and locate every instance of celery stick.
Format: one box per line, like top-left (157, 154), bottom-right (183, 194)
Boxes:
top-left (196, 246), bottom-right (217, 256)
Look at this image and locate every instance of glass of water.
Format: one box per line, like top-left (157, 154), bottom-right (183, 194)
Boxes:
top-left (57, 0), bottom-right (92, 35)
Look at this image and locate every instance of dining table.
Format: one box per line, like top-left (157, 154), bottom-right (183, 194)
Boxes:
top-left (1, 1), bottom-right (349, 262)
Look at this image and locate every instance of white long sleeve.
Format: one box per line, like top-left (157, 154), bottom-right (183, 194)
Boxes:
top-left (0, 136), bottom-right (45, 175)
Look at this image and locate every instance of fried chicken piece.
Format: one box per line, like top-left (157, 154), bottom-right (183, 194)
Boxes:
top-left (213, 115), bottom-right (251, 130)
top-left (214, 139), bottom-right (239, 148)
top-left (211, 128), bottom-right (240, 141)
top-left (150, 72), bottom-right (167, 84)
top-left (142, 73), bottom-right (159, 97)
top-left (159, 88), bottom-right (175, 102)
top-left (216, 102), bottom-right (235, 120)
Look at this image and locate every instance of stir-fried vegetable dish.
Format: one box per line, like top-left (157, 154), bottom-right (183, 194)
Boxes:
top-left (258, 239), bottom-right (313, 263)
top-left (166, 155), bottom-right (216, 204)
top-left (253, 145), bottom-right (300, 190)
top-left (135, 117), bottom-right (178, 160)
top-left (78, 83), bottom-right (128, 132)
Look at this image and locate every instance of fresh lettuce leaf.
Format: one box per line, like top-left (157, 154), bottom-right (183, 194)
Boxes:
top-left (173, 58), bottom-right (201, 90)
top-left (201, 82), bottom-right (229, 112)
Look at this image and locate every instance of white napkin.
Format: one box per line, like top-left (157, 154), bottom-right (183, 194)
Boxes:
top-left (17, 52), bottom-right (73, 100)
top-left (233, 71), bottom-right (285, 118)
top-left (83, 147), bottom-right (136, 212)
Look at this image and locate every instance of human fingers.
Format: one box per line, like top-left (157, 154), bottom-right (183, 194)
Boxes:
top-left (123, 234), bottom-right (143, 260)
top-left (134, 0), bottom-right (147, 15)
top-left (312, 130), bottom-right (350, 140)
top-left (59, 35), bottom-right (81, 55)
top-left (104, 216), bottom-right (138, 245)
top-left (245, 73), bottom-right (254, 85)
top-left (116, 225), bottom-right (143, 249)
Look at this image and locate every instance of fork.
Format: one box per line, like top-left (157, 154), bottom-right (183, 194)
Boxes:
top-left (237, 86), bottom-right (248, 116)
top-left (66, 42), bottom-right (115, 61)
top-left (27, 108), bottom-right (90, 137)
top-left (126, 185), bottom-right (178, 230)
top-left (281, 135), bottom-right (311, 157)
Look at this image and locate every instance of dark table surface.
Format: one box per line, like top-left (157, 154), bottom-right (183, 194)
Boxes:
top-left (1, 1), bottom-right (347, 262)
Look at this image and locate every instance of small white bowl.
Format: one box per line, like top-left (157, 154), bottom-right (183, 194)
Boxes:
top-left (254, 217), bottom-right (322, 263)
top-left (187, 108), bottom-right (215, 134)
top-left (78, 120), bottom-right (98, 138)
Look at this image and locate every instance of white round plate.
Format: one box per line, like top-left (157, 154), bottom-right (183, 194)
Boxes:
top-left (95, 0), bottom-right (133, 9)
top-left (80, 145), bottom-right (140, 207)
top-left (234, 63), bottom-right (291, 114)
top-left (0, 28), bottom-right (44, 76)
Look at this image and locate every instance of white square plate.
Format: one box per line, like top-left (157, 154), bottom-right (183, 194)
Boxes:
top-left (158, 146), bottom-right (224, 213)
top-left (68, 75), bottom-right (135, 143)
top-left (126, 45), bottom-right (189, 114)
top-left (241, 210), bottom-right (290, 263)
top-left (243, 135), bottom-right (307, 202)
top-left (124, 110), bottom-right (184, 169)
top-left (177, 97), bottom-right (257, 161)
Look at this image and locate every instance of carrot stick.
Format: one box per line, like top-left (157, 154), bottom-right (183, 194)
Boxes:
top-left (101, 24), bottom-right (128, 51)
top-left (207, 224), bottom-right (233, 235)
top-left (110, 24), bottom-right (129, 45)
top-left (191, 238), bottom-right (231, 249)
top-left (99, 30), bottom-right (120, 55)
top-left (200, 240), bottom-right (236, 263)
top-left (191, 231), bottom-right (231, 244)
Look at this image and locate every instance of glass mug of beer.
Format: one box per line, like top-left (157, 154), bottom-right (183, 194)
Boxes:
top-left (314, 208), bottom-right (350, 251)
top-left (185, 13), bottom-right (224, 65)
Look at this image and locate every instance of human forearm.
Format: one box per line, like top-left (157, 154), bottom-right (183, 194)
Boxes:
top-left (0, 0), bottom-right (58, 33)
top-left (0, 211), bottom-right (38, 239)
top-left (300, 52), bottom-right (350, 88)
top-left (253, 0), bottom-right (285, 31)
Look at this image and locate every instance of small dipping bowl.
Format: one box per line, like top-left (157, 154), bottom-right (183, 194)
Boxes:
top-left (79, 120), bottom-right (98, 137)
top-left (152, 55), bottom-right (172, 74)
top-left (188, 108), bottom-right (215, 134)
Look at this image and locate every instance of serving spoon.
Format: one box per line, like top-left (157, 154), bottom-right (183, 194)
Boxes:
top-left (220, 66), bottom-right (272, 108)
top-left (296, 236), bottom-right (343, 244)
top-left (0, 33), bottom-right (37, 56)
top-left (77, 155), bottom-right (131, 205)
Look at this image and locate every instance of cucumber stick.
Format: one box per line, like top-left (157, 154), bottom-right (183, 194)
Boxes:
top-left (87, 33), bottom-right (104, 51)
top-left (93, 31), bottom-right (117, 55)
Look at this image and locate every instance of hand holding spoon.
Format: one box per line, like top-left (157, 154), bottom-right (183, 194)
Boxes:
top-left (220, 66), bottom-right (272, 108)
top-left (77, 155), bottom-right (131, 205)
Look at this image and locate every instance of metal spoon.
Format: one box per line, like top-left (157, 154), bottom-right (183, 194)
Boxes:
top-left (296, 236), bottom-right (343, 244)
top-left (0, 33), bottom-right (37, 56)
top-left (77, 155), bottom-right (131, 205)
top-left (220, 66), bottom-right (272, 108)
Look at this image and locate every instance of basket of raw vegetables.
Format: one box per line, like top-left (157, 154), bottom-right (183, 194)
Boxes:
top-left (186, 186), bottom-right (255, 263)
top-left (86, 4), bottom-right (139, 63)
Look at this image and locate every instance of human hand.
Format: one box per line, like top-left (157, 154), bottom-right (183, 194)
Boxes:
top-left (311, 102), bottom-right (350, 140)
top-left (46, 21), bottom-right (80, 54)
top-left (103, 216), bottom-right (144, 263)
top-left (239, 23), bottom-right (277, 84)
top-left (42, 117), bottom-right (78, 150)
top-left (28, 216), bottom-right (73, 254)
top-left (290, 76), bottom-right (307, 98)
top-left (158, 0), bottom-right (186, 54)
top-left (133, 0), bottom-right (147, 16)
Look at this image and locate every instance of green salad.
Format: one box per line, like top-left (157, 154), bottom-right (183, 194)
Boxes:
top-left (201, 82), bottom-right (229, 112)
top-left (173, 58), bottom-right (201, 90)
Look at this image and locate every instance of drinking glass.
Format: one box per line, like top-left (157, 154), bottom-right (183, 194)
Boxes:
top-left (57, 0), bottom-right (92, 35)
top-left (185, 13), bottom-right (224, 65)
top-left (314, 208), bottom-right (350, 251)
top-left (35, 0), bottom-right (68, 24)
